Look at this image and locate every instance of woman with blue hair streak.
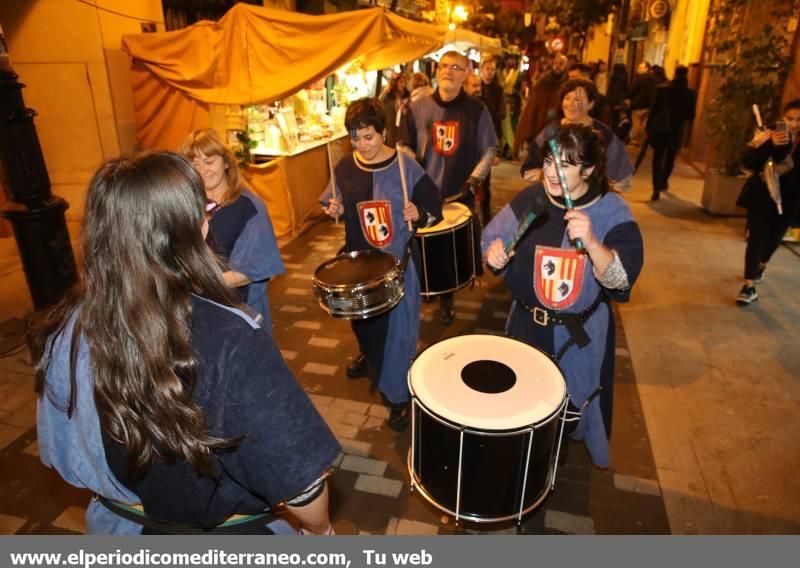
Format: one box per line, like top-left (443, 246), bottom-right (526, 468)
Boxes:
top-left (483, 125), bottom-right (643, 468)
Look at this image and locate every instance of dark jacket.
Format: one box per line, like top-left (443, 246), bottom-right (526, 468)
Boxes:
top-left (479, 79), bottom-right (505, 139)
top-left (737, 137), bottom-right (800, 220)
top-left (626, 73), bottom-right (658, 110)
top-left (606, 67), bottom-right (629, 107)
top-left (646, 82), bottom-right (696, 140)
top-left (590, 93), bottom-right (613, 127)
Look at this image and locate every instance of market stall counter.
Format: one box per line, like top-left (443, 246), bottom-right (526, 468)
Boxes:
top-left (244, 134), bottom-right (352, 241)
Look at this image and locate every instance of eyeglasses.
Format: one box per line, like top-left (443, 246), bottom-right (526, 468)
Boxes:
top-left (439, 63), bottom-right (466, 72)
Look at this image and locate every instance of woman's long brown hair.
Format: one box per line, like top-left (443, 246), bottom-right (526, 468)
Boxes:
top-left (30, 151), bottom-right (241, 477)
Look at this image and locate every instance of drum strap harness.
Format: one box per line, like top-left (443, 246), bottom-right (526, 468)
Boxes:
top-left (517, 294), bottom-right (605, 362)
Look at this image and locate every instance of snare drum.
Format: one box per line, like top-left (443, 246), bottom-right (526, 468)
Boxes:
top-left (313, 250), bottom-right (403, 319)
top-left (415, 203), bottom-right (475, 297)
top-left (408, 334), bottom-right (568, 523)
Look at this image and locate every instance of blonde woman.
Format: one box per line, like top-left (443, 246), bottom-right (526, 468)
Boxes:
top-left (180, 129), bottom-right (285, 328)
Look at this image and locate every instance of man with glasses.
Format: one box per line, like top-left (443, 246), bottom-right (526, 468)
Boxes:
top-left (399, 51), bottom-right (497, 324)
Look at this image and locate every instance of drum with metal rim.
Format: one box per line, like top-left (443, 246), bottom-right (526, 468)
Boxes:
top-left (313, 250), bottom-right (403, 319)
top-left (408, 334), bottom-right (568, 523)
top-left (414, 202), bottom-right (475, 297)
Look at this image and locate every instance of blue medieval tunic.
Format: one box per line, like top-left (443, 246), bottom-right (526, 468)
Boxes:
top-left (481, 184), bottom-right (643, 467)
top-left (320, 151), bottom-right (442, 404)
top-left (521, 119), bottom-right (634, 185)
top-left (399, 89), bottom-right (498, 203)
top-left (207, 188), bottom-right (285, 329)
top-left (38, 297), bottom-right (340, 533)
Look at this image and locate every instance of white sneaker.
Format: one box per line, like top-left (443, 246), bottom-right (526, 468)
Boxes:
top-left (736, 285), bottom-right (758, 305)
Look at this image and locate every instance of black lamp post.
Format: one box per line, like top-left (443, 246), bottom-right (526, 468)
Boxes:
top-left (0, 32), bottom-right (77, 311)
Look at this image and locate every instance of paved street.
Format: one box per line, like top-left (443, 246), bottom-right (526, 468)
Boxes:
top-left (0, 150), bottom-right (798, 534)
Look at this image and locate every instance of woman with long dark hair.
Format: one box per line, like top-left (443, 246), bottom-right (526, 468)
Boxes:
top-left (33, 152), bottom-right (340, 534)
top-left (482, 125), bottom-right (643, 469)
top-left (379, 72), bottom-right (410, 147)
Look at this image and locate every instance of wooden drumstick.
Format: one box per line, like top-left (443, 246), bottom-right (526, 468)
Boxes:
top-left (396, 144), bottom-right (412, 231)
top-left (327, 142), bottom-right (339, 225)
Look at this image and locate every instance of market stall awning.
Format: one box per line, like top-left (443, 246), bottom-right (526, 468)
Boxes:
top-left (122, 5), bottom-right (446, 106)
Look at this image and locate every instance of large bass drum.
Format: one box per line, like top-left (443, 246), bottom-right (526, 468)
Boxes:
top-left (408, 334), bottom-right (568, 523)
top-left (414, 202), bottom-right (475, 297)
top-left (313, 250), bottom-right (403, 319)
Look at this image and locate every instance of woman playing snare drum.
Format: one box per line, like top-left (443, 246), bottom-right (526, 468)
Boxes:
top-left (482, 125), bottom-right (643, 468)
top-left (320, 98), bottom-right (442, 432)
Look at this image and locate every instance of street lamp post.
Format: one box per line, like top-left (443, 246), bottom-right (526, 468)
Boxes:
top-left (0, 26), bottom-right (77, 310)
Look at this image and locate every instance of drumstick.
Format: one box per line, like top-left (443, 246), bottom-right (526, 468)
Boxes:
top-left (546, 137), bottom-right (584, 251)
top-left (327, 142), bottom-right (339, 225)
top-left (752, 104), bottom-right (764, 130)
top-left (396, 144), bottom-right (413, 231)
top-left (504, 190), bottom-right (549, 255)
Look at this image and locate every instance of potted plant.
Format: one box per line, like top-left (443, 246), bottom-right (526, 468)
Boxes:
top-left (701, 0), bottom-right (798, 215)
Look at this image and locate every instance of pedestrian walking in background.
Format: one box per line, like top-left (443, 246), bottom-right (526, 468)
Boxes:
top-left (409, 72), bottom-right (434, 104)
top-left (499, 53), bottom-right (521, 159)
top-left (514, 54), bottom-right (569, 158)
top-left (464, 72), bottom-right (482, 97)
top-left (625, 62), bottom-right (657, 146)
top-left (646, 66), bottom-right (696, 201)
top-left (735, 99), bottom-right (800, 305)
top-left (379, 73), bottom-right (410, 147)
top-left (606, 63), bottom-right (631, 143)
top-left (478, 56), bottom-right (505, 225)
top-left (593, 60), bottom-right (609, 95)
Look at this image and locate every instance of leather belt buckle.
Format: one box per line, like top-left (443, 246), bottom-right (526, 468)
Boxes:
top-left (532, 306), bottom-right (549, 326)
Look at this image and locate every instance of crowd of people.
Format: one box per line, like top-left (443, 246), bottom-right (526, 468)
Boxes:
top-left (31, 44), bottom-right (798, 535)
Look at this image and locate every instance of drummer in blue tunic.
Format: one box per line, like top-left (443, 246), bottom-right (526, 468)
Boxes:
top-left (320, 98), bottom-right (442, 431)
top-left (482, 124), bottom-right (644, 467)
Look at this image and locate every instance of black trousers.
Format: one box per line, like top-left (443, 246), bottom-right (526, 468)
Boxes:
top-left (744, 210), bottom-right (790, 279)
top-left (650, 134), bottom-right (679, 191)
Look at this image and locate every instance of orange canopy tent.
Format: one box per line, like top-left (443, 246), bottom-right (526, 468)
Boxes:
top-left (122, 5), bottom-right (446, 151)
top-left (121, 5), bottom-right (444, 240)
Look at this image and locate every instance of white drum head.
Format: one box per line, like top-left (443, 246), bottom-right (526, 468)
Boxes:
top-left (409, 334), bottom-right (566, 430)
top-left (417, 202), bottom-right (472, 235)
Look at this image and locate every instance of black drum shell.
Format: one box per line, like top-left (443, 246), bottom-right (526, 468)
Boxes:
top-left (414, 213), bottom-right (475, 297)
top-left (410, 400), bottom-right (563, 522)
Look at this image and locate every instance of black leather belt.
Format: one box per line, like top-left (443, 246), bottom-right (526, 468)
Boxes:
top-left (517, 295), bottom-right (603, 328)
top-left (516, 295), bottom-right (605, 360)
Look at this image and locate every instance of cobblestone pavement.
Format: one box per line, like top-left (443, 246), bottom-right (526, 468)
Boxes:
top-left (0, 160), bottom-right (670, 535)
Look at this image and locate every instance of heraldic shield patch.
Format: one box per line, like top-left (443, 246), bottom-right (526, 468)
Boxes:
top-left (432, 121), bottom-right (460, 156)
top-left (358, 200), bottom-right (394, 248)
top-left (533, 246), bottom-right (587, 310)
